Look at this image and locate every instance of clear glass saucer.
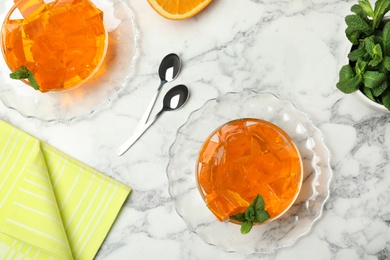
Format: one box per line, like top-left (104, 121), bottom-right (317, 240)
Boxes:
top-left (0, 0), bottom-right (139, 123)
top-left (167, 90), bottom-right (333, 255)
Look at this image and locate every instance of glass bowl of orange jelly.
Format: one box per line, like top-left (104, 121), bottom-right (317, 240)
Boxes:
top-left (196, 118), bottom-right (303, 224)
top-left (1, 0), bottom-right (108, 92)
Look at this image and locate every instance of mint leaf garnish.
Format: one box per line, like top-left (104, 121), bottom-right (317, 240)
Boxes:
top-left (230, 194), bottom-right (270, 234)
top-left (10, 66), bottom-right (40, 90)
top-left (255, 209), bottom-right (270, 223)
top-left (240, 221), bottom-right (253, 235)
top-left (253, 194), bottom-right (265, 210)
top-left (10, 66), bottom-right (29, 79)
top-left (245, 207), bottom-right (255, 222)
top-left (27, 71), bottom-right (40, 90)
top-left (229, 213), bottom-right (246, 222)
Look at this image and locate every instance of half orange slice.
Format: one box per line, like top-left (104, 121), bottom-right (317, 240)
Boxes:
top-left (147, 0), bottom-right (212, 20)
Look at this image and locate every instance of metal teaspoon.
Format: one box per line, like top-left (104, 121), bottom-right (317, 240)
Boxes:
top-left (135, 53), bottom-right (181, 131)
top-left (117, 84), bottom-right (189, 156)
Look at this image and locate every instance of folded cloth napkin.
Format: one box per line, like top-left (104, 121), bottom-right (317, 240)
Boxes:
top-left (0, 120), bottom-right (131, 260)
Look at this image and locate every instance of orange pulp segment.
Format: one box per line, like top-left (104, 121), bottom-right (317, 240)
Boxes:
top-left (196, 119), bottom-right (302, 222)
top-left (147, 0), bottom-right (212, 20)
top-left (1, 0), bottom-right (107, 92)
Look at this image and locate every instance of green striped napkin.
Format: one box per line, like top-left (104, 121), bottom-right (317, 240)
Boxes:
top-left (0, 120), bottom-right (131, 259)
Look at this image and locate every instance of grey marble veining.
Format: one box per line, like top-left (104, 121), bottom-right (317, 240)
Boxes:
top-left (1, 0), bottom-right (390, 259)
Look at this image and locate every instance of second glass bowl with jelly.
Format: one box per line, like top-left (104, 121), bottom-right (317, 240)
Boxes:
top-left (196, 118), bottom-right (303, 225)
top-left (167, 90), bottom-right (333, 254)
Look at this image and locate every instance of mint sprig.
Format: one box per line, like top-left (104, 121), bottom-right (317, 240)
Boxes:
top-left (229, 194), bottom-right (270, 234)
top-left (10, 66), bottom-right (40, 90)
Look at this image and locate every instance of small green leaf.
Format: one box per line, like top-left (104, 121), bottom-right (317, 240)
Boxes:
top-left (363, 87), bottom-right (375, 101)
top-left (381, 89), bottom-right (390, 109)
top-left (373, 0), bottom-right (390, 28)
top-left (336, 65), bottom-right (362, 94)
top-left (363, 35), bottom-right (375, 50)
top-left (240, 221), bottom-right (253, 234)
top-left (369, 44), bottom-right (383, 66)
top-left (28, 72), bottom-right (40, 90)
top-left (362, 36), bottom-right (383, 66)
top-left (383, 22), bottom-right (390, 55)
top-left (351, 3), bottom-right (364, 15)
top-left (254, 210), bottom-right (270, 223)
top-left (384, 56), bottom-right (390, 70)
top-left (339, 64), bottom-right (356, 79)
top-left (372, 80), bottom-right (388, 97)
top-left (351, 4), bottom-right (371, 23)
top-left (348, 46), bottom-right (367, 61)
top-left (358, 0), bottom-right (374, 18)
top-left (252, 194), bottom-right (265, 210)
top-left (245, 207), bottom-right (255, 222)
top-left (345, 14), bottom-right (375, 44)
top-left (336, 75), bottom-right (362, 94)
top-left (356, 61), bottom-right (367, 76)
top-left (346, 30), bottom-right (362, 45)
top-left (9, 66), bottom-right (40, 91)
top-left (363, 71), bottom-right (386, 89)
top-left (10, 68), bottom-right (29, 79)
top-left (229, 213), bottom-right (246, 223)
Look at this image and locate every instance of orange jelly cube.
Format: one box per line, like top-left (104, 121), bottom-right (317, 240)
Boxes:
top-left (205, 190), bottom-right (250, 221)
top-left (14, 0), bottom-right (47, 21)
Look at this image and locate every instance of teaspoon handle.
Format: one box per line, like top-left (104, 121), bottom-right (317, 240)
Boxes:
top-left (135, 81), bottom-right (165, 131)
top-left (116, 111), bottom-right (162, 156)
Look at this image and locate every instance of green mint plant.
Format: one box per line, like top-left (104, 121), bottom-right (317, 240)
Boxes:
top-left (229, 194), bottom-right (270, 234)
top-left (10, 66), bottom-right (40, 90)
top-left (336, 0), bottom-right (390, 110)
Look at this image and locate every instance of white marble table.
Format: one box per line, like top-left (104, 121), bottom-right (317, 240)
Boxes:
top-left (1, 0), bottom-right (390, 259)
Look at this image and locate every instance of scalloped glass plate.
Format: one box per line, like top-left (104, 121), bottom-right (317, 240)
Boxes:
top-left (0, 0), bottom-right (139, 123)
top-left (167, 90), bottom-right (333, 255)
